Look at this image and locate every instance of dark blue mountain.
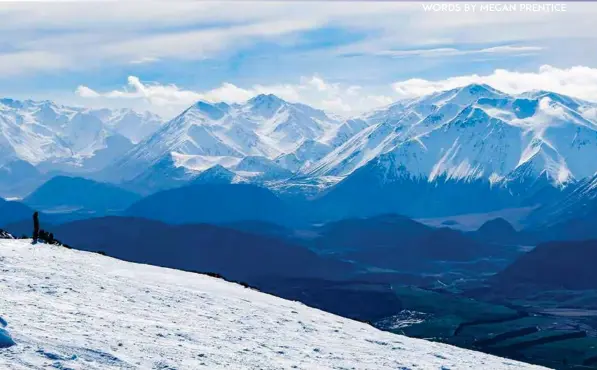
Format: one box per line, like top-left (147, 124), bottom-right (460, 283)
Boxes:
top-left (190, 165), bottom-right (236, 185)
top-left (126, 183), bottom-right (305, 226)
top-left (472, 218), bottom-right (519, 244)
top-left (0, 159), bottom-right (46, 198)
top-left (309, 147), bottom-right (572, 222)
top-left (340, 225), bottom-right (489, 271)
top-left (519, 174), bottom-right (597, 242)
top-left (308, 214), bottom-right (431, 252)
top-left (222, 220), bottom-right (293, 240)
top-left (52, 216), bottom-right (352, 281)
top-left (121, 155), bottom-right (196, 195)
top-left (0, 198), bottom-right (35, 227)
top-left (525, 211), bottom-right (597, 243)
top-left (314, 162), bottom-right (517, 220)
top-left (493, 239), bottom-right (597, 291)
top-left (24, 176), bottom-right (141, 214)
top-left (298, 214), bottom-right (520, 274)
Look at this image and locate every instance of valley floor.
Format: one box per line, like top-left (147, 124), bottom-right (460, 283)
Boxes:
top-left (0, 240), bottom-right (547, 369)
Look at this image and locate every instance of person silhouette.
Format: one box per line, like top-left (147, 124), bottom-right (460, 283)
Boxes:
top-left (32, 212), bottom-right (39, 244)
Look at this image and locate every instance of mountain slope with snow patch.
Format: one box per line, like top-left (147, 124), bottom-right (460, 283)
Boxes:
top-left (0, 239), bottom-right (547, 370)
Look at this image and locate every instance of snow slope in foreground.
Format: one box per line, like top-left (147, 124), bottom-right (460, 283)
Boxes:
top-left (0, 240), bottom-right (548, 369)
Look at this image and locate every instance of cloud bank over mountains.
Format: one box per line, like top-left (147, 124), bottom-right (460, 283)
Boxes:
top-left (77, 65), bottom-right (597, 117)
top-left (76, 76), bottom-right (393, 116)
top-left (3, 2), bottom-right (597, 119)
top-left (393, 65), bottom-right (597, 100)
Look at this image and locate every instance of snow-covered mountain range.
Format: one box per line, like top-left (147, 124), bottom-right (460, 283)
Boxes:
top-left (304, 84), bottom-right (597, 218)
top-left (305, 84), bottom-right (597, 187)
top-left (102, 85), bottom-right (597, 197)
top-left (0, 238), bottom-right (546, 369)
top-left (4, 84), bottom-right (597, 211)
top-left (102, 94), bottom-right (352, 186)
top-left (0, 98), bottom-right (161, 172)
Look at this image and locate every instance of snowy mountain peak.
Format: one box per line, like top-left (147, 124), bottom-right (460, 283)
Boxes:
top-left (247, 94), bottom-right (286, 116)
top-left (0, 98), bottom-right (31, 110)
top-left (306, 85), bottom-right (597, 189)
top-left (462, 83), bottom-right (500, 94)
top-left (233, 155), bottom-right (293, 180)
top-left (522, 90), bottom-right (587, 110)
top-left (108, 95), bottom-right (344, 183)
top-left (448, 105), bottom-right (495, 128)
top-left (0, 98), bottom-right (163, 173)
top-left (192, 101), bottom-right (227, 120)
top-left (429, 83), bottom-right (504, 107)
top-left (249, 93), bottom-right (285, 106)
top-left (7, 85), bottom-right (597, 198)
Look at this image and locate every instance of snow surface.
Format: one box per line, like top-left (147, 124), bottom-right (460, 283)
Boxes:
top-left (0, 239), bottom-right (548, 370)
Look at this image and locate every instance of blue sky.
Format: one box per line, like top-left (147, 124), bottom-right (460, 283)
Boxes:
top-left (1, 1), bottom-right (597, 117)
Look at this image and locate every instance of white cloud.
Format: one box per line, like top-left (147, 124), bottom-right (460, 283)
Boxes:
top-left (3, 2), bottom-right (597, 76)
top-left (376, 45), bottom-right (543, 58)
top-left (0, 51), bottom-right (69, 75)
top-left (481, 45), bottom-right (543, 54)
top-left (130, 57), bottom-right (160, 65)
top-left (0, 2), bottom-right (412, 76)
top-left (93, 19), bottom-right (319, 64)
top-left (0, 2), bottom-right (412, 31)
top-left (331, 3), bottom-right (597, 59)
top-left (77, 76), bottom-right (203, 107)
top-left (75, 85), bottom-right (100, 98)
top-left (391, 65), bottom-right (597, 102)
top-left (76, 75), bottom-right (394, 116)
top-left (1, 18), bottom-right (318, 75)
top-left (77, 65), bottom-right (597, 117)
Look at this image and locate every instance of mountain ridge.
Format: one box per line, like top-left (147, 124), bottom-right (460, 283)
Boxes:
top-left (101, 94), bottom-right (347, 184)
top-left (5, 85), bottom-right (597, 221)
top-left (0, 98), bottom-right (162, 170)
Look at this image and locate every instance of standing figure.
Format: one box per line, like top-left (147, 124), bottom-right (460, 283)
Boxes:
top-left (32, 212), bottom-right (40, 244)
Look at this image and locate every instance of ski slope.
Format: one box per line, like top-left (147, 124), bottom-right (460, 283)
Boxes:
top-left (0, 239), bottom-right (548, 369)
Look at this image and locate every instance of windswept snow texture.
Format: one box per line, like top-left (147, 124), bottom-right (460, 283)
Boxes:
top-left (0, 240), bottom-right (547, 370)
